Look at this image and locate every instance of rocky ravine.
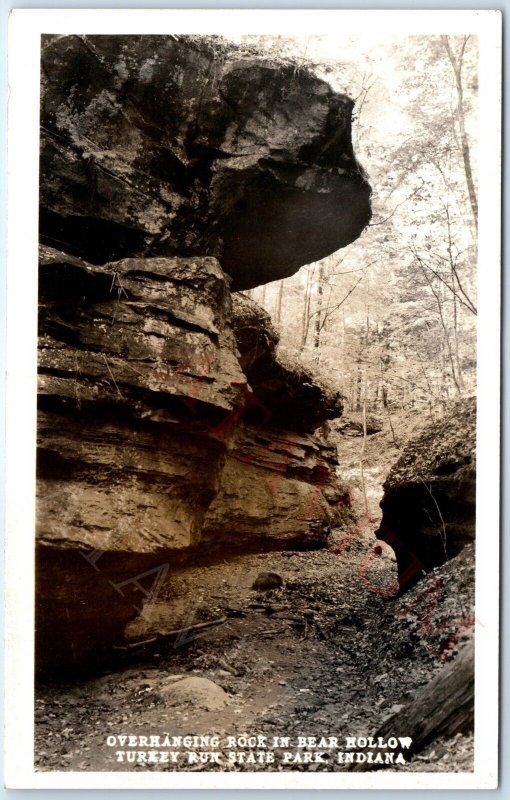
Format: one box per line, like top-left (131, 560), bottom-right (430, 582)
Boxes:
top-left (33, 35), bottom-right (478, 775)
top-left (35, 537), bottom-right (475, 772)
top-left (36, 35), bottom-right (372, 675)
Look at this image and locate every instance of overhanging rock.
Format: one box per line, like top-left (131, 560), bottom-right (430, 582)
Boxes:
top-left (40, 35), bottom-right (371, 290)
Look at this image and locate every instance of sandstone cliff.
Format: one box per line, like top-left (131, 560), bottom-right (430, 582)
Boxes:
top-left (36, 35), bottom-right (370, 673)
top-left (36, 247), bottom-right (352, 672)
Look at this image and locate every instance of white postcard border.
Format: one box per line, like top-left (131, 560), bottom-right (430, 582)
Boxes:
top-left (5, 8), bottom-right (502, 790)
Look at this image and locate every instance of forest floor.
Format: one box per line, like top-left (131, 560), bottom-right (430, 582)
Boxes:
top-left (35, 413), bottom-right (475, 774)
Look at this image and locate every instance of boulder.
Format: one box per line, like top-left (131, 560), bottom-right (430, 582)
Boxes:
top-left (251, 572), bottom-right (284, 591)
top-left (159, 676), bottom-right (229, 711)
top-left (40, 34), bottom-right (371, 290)
top-left (35, 36), bottom-right (370, 673)
top-left (376, 398), bottom-right (476, 591)
top-left (332, 412), bottom-right (383, 437)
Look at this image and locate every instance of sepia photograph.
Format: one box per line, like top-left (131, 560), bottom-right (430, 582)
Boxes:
top-left (4, 9), bottom-right (502, 790)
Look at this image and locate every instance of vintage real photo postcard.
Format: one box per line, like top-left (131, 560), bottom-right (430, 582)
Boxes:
top-left (5, 8), bottom-right (502, 790)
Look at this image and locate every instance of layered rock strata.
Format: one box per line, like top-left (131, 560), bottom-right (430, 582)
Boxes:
top-left (36, 248), bottom-right (350, 672)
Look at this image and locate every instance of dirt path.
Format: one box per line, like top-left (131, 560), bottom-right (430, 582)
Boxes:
top-left (35, 527), bottom-right (474, 773)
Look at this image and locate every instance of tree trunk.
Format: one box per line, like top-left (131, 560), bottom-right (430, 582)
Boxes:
top-left (359, 395), bottom-right (368, 512)
top-left (313, 263), bottom-right (325, 362)
top-left (350, 639), bottom-right (474, 770)
top-left (275, 280), bottom-right (284, 325)
top-left (301, 267), bottom-right (313, 349)
top-left (451, 264), bottom-right (464, 391)
top-left (442, 36), bottom-right (478, 223)
top-left (379, 356), bottom-right (397, 445)
top-left (418, 263), bottom-right (461, 396)
top-left (355, 358), bottom-right (362, 411)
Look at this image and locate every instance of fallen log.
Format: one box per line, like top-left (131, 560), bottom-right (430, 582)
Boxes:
top-left (350, 639), bottom-right (474, 770)
top-left (113, 616), bottom-right (228, 652)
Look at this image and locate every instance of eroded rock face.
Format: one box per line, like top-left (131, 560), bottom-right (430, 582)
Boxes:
top-left (203, 423), bottom-right (352, 548)
top-left (376, 398), bottom-right (476, 591)
top-left (36, 247), bottom-right (351, 672)
top-left (40, 35), bottom-right (371, 290)
top-left (36, 246), bottom-right (246, 672)
top-left (37, 245), bottom-right (246, 551)
top-left (232, 294), bottom-right (344, 429)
